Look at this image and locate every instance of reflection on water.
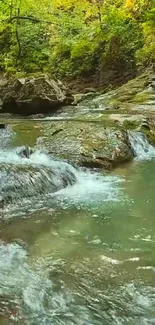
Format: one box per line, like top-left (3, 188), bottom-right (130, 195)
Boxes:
top-left (0, 120), bottom-right (155, 324)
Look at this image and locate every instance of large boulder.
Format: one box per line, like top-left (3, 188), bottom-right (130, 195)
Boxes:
top-left (37, 121), bottom-right (134, 169)
top-left (0, 75), bottom-right (73, 115)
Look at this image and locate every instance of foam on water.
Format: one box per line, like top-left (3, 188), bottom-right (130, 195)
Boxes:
top-left (55, 169), bottom-right (124, 205)
top-left (0, 148), bottom-right (72, 169)
top-left (129, 131), bottom-right (155, 161)
top-left (0, 147), bottom-right (124, 214)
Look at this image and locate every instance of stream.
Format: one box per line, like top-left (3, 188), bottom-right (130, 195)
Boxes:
top-left (0, 119), bottom-right (155, 325)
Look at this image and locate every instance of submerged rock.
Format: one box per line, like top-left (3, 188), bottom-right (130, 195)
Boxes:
top-left (0, 75), bottom-right (73, 115)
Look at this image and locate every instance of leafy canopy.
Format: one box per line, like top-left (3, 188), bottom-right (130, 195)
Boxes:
top-left (0, 0), bottom-right (155, 81)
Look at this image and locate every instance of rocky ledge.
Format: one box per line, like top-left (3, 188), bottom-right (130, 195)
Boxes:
top-left (0, 75), bottom-right (73, 115)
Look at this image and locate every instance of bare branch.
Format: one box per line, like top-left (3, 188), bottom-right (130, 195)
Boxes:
top-left (7, 15), bottom-right (59, 25)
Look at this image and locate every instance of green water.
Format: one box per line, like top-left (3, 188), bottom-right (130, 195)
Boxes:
top-left (0, 120), bottom-right (155, 325)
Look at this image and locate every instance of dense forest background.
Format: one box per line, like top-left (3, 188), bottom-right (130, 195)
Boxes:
top-left (0, 0), bottom-right (155, 86)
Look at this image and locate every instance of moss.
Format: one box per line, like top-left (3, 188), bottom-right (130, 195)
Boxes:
top-left (131, 92), bottom-right (150, 103)
top-left (122, 120), bottom-right (140, 130)
top-left (136, 21), bottom-right (155, 68)
top-left (104, 71), bottom-right (153, 105)
top-left (72, 114), bottom-right (140, 131)
top-left (141, 127), bottom-right (155, 145)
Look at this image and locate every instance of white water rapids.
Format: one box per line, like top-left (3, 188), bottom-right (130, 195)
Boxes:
top-left (1, 125), bottom-right (155, 325)
top-left (0, 147), bottom-right (124, 217)
top-left (1, 129), bottom-right (155, 215)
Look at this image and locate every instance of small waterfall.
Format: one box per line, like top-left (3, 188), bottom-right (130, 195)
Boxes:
top-left (0, 148), bottom-right (77, 204)
top-left (129, 131), bottom-right (155, 161)
top-left (0, 146), bottom-right (123, 213)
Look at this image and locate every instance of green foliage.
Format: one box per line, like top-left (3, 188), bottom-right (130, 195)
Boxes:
top-left (99, 9), bottom-right (143, 79)
top-left (136, 21), bottom-right (155, 67)
top-left (0, 0), bottom-right (155, 81)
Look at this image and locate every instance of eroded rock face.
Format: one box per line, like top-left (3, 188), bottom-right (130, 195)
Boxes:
top-left (38, 121), bottom-right (134, 169)
top-left (0, 76), bottom-right (73, 115)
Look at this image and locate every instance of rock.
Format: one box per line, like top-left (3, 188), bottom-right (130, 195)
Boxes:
top-left (73, 91), bottom-right (100, 105)
top-left (0, 195), bottom-right (4, 208)
top-left (141, 122), bottom-right (150, 130)
top-left (39, 121), bottom-right (134, 169)
top-left (0, 75), bottom-right (73, 115)
top-left (73, 71), bottom-right (155, 114)
top-left (0, 124), bottom-right (6, 129)
top-left (83, 87), bottom-right (96, 93)
top-left (140, 117), bottom-right (155, 144)
top-left (109, 114), bottom-right (143, 127)
top-left (16, 146), bottom-right (34, 158)
top-left (73, 94), bottom-right (84, 105)
top-left (0, 160), bottom-right (77, 203)
top-left (30, 113), bottom-right (45, 119)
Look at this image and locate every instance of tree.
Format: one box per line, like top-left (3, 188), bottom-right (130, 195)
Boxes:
top-left (0, 0), bottom-right (154, 81)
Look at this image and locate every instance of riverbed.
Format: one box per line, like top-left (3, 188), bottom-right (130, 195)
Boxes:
top-left (0, 119), bottom-right (155, 325)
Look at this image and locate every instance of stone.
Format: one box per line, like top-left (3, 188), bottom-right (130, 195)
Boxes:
top-left (38, 121), bottom-right (134, 169)
top-left (0, 195), bottom-right (4, 208)
top-left (16, 146), bottom-right (34, 158)
top-left (0, 159), bottom-right (77, 203)
top-left (0, 75), bottom-right (73, 115)
top-left (0, 124), bottom-right (6, 129)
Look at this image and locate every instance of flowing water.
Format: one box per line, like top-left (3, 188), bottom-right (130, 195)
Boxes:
top-left (0, 121), bottom-right (155, 325)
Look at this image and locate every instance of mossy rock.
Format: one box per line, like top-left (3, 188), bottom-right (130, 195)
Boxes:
top-left (38, 121), bottom-right (134, 169)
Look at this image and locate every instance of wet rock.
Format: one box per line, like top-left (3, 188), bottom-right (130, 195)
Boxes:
top-left (0, 159), bottom-right (77, 203)
top-left (73, 91), bottom-right (101, 105)
top-left (41, 121), bottom-right (134, 169)
top-left (141, 121), bottom-right (150, 130)
top-left (0, 124), bottom-right (6, 129)
top-left (74, 70), bottom-right (155, 113)
top-left (0, 195), bottom-right (4, 208)
top-left (140, 117), bottom-right (155, 145)
top-left (108, 114), bottom-right (143, 127)
top-left (30, 113), bottom-right (45, 119)
top-left (16, 146), bottom-right (34, 158)
top-left (0, 75), bottom-right (73, 115)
